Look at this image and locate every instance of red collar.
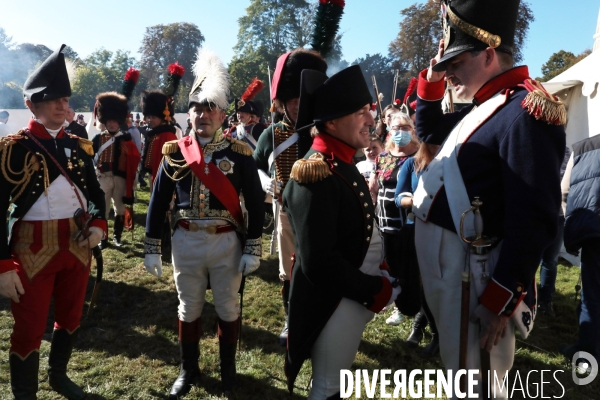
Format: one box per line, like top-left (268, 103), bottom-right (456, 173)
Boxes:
top-left (312, 134), bottom-right (356, 164)
top-left (473, 66), bottom-right (530, 105)
top-left (27, 119), bottom-right (67, 139)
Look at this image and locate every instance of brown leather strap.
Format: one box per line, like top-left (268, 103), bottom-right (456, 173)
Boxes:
top-left (177, 220), bottom-right (234, 234)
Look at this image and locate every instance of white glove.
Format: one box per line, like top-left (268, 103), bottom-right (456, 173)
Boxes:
top-left (144, 254), bottom-right (163, 278)
top-left (238, 254), bottom-right (260, 276)
top-left (77, 227), bottom-right (104, 249)
top-left (383, 275), bottom-right (402, 307)
top-left (0, 270), bottom-right (25, 303)
top-left (258, 169), bottom-right (282, 196)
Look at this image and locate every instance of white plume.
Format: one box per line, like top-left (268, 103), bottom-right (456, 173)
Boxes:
top-left (191, 48), bottom-right (230, 110)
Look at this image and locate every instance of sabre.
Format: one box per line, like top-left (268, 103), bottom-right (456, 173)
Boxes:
top-left (459, 197), bottom-right (495, 397)
top-left (267, 64), bottom-right (279, 255)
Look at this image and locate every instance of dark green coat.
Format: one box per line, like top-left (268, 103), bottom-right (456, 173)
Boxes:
top-left (253, 121), bottom-right (313, 176)
top-left (282, 141), bottom-right (392, 392)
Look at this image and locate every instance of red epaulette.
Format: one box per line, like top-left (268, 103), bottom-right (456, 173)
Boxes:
top-left (519, 79), bottom-right (567, 126)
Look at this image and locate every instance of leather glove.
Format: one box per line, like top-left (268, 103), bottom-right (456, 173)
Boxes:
top-left (238, 254), bottom-right (260, 276)
top-left (383, 274), bottom-right (402, 307)
top-left (258, 169), bottom-right (282, 196)
top-left (77, 227), bottom-right (104, 249)
top-left (0, 270), bottom-right (25, 303)
top-left (144, 254), bottom-right (163, 278)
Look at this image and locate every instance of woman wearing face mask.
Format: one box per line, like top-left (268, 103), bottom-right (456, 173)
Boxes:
top-left (369, 112), bottom-right (419, 325)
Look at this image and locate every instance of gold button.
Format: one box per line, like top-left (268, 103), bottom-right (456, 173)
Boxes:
top-left (200, 203), bottom-right (205, 209)
top-left (353, 182), bottom-right (358, 187)
top-left (366, 214), bottom-right (370, 219)
top-left (80, 179), bottom-right (84, 182)
top-left (200, 185), bottom-right (206, 190)
top-left (360, 192), bottom-right (364, 197)
top-left (366, 237), bottom-right (370, 242)
top-left (32, 191), bottom-right (36, 194)
top-left (206, 225), bottom-right (217, 234)
top-left (199, 212), bottom-right (206, 217)
top-left (189, 222), bottom-right (199, 232)
top-left (36, 183), bottom-right (39, 186)
top-left (84, 186), bottom-right (87, 188)
top-left (364, 202), bottom-right (368, 208)
top-left (333, 162), bottom-right (338, 166)
top-left (199, 194), bottom-right (205, 200)
top-left (39, 175), bottom-right (42, 179)
top-left (517, 287), bottom-right (522, 293)
top-left (367, 225), bottom-right (372, 230)
top-left (77, 172), bottom-right (81, 175)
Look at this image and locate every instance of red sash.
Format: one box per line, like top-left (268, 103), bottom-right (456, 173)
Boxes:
top-left (178, 135), bottom-right (245, 228)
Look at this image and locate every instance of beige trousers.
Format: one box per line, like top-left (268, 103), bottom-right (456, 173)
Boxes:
top-left (98, 172), bottom-right (126, 219)
top-left (274, 205), bottom-right (296, 281)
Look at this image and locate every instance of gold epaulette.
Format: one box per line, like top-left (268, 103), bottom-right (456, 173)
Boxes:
top-left (226, 137), bottom-right (253, 156)
top-left (290, 153), bottom-right (332, 183)
top-left (162, 140), bottom-right (179, 155)
top-left (0, 132), bottom-right (22, 150)
top-left (520, 79), bottom-right (567, 126)
top-left (78, 137), bottom-right (94, 156)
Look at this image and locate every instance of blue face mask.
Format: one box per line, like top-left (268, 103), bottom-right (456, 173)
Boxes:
top-left (392, 130), bottom-right (412, 147)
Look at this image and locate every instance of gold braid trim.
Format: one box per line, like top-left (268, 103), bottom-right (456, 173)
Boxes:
top-left (0, 136), bottom-right (50, 201)
top-left (226, 137), bottom-right (253, 156)
top-left (447, 6), bottom-right (501, 48)
top-left (290, 153), bottom-right (332, 184)
top-left (162, 140), bottom-right (179, 155)
top-left (162, 155), bottom-right (191, 181)
top-left (520, 79), bottom-right (567, 126)
top-left (78, 138), bottom-right (94, 156)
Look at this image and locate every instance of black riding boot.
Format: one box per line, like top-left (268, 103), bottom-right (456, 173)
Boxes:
top-left (10, 352), bottom-right (39, 400)
top-left (420, 298), bottom-right (440, 358)
top-left (48, 328), bottom-right (86, 400)
top-left (406, 310), bottom-right (427, 348)
top-left (279, 280), bottom-right (290, 346)
top-left (218, 317), bottom-right (239, 394)
top-left (169, 319), bottom-right (202, 399)
top-left (113, 215), bottom-right (124, 247)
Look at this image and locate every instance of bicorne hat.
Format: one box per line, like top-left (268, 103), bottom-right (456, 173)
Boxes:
top-left (433, 0), bottom-right (520, 72)
top-left (295, 64), bottom-right (372, 133)
top-left (23, 44), bottom-right (71, 103)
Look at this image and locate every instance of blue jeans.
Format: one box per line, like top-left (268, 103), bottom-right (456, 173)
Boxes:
top-left (539, 215), bottom-right (564, 303)
top-left (576, 239), bottom-right (600, 358)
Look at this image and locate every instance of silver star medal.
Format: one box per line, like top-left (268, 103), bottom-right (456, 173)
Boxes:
top-left (215, 156), bottom-right (234, 175)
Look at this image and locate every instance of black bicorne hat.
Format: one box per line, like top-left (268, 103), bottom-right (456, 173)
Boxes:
top-left (433, 0), bottom-right (520, 72)
top-left (23, 44), bottom-right (72, 103)
top-left (237, 100), bottom-right (264, 118)
top-left (295, 64), bottom-right (372, 133)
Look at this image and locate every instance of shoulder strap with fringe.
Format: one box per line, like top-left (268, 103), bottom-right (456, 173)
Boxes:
top-left (226, 136), bottom-right (253, 156)
top-left (290, 152), bottom-right (332, 184)
top-left (519, 79), bottom-right (567, 126)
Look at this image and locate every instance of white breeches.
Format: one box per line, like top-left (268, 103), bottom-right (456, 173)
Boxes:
top-left (415, 219), bottom-right (514, 400)
top-left (98, 172), bottom-right (126, 219)
top-left (309, 298), bottom-right (374, 400)
top-left (171, 220), bottom-right (242, 323)
top-left (275, 205), bottom-right (296, 281)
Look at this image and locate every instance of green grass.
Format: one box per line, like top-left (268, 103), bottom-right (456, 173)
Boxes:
top-left (0, 186), bottom-right (597, 399)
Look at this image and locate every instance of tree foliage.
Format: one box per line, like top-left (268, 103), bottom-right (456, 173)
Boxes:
top-left (351, 54), bottom-right (400, 108)
top-left (69, 49), bottom-right (139, 112)
top-left (389, 0), bottom-right (534, 84)
top-left (139, 22), bottom-right (204, 111)
top-left (537, 49), bottom-right (592, 82)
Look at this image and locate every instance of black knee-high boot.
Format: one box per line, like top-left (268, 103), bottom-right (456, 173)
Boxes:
top-left (279, 280), bottom-right (290, 346)
top-left (48, 328), bottom-right (86, 400)
top-left (113, 215), bottom-right (124, 247)
top-left (406, 309), bottom-right (428, 347)
top-left (10, 352), bottom-right (39, 400)
top-left (169, 319), bottom-right (202, 399)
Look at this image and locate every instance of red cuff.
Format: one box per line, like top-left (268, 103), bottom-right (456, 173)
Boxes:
top-left (0, 259), bottom-right (17, 274)
top-left (379, 260), bottom-right (390, 273)
top-left (479, 278), bottom-right (526, 317)
top-left (368, 277), bottom-right (392, 313)
top-left (90, 219), bottom-right (108, 239)
top-left (417, 68), bottom-right (446, 101)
